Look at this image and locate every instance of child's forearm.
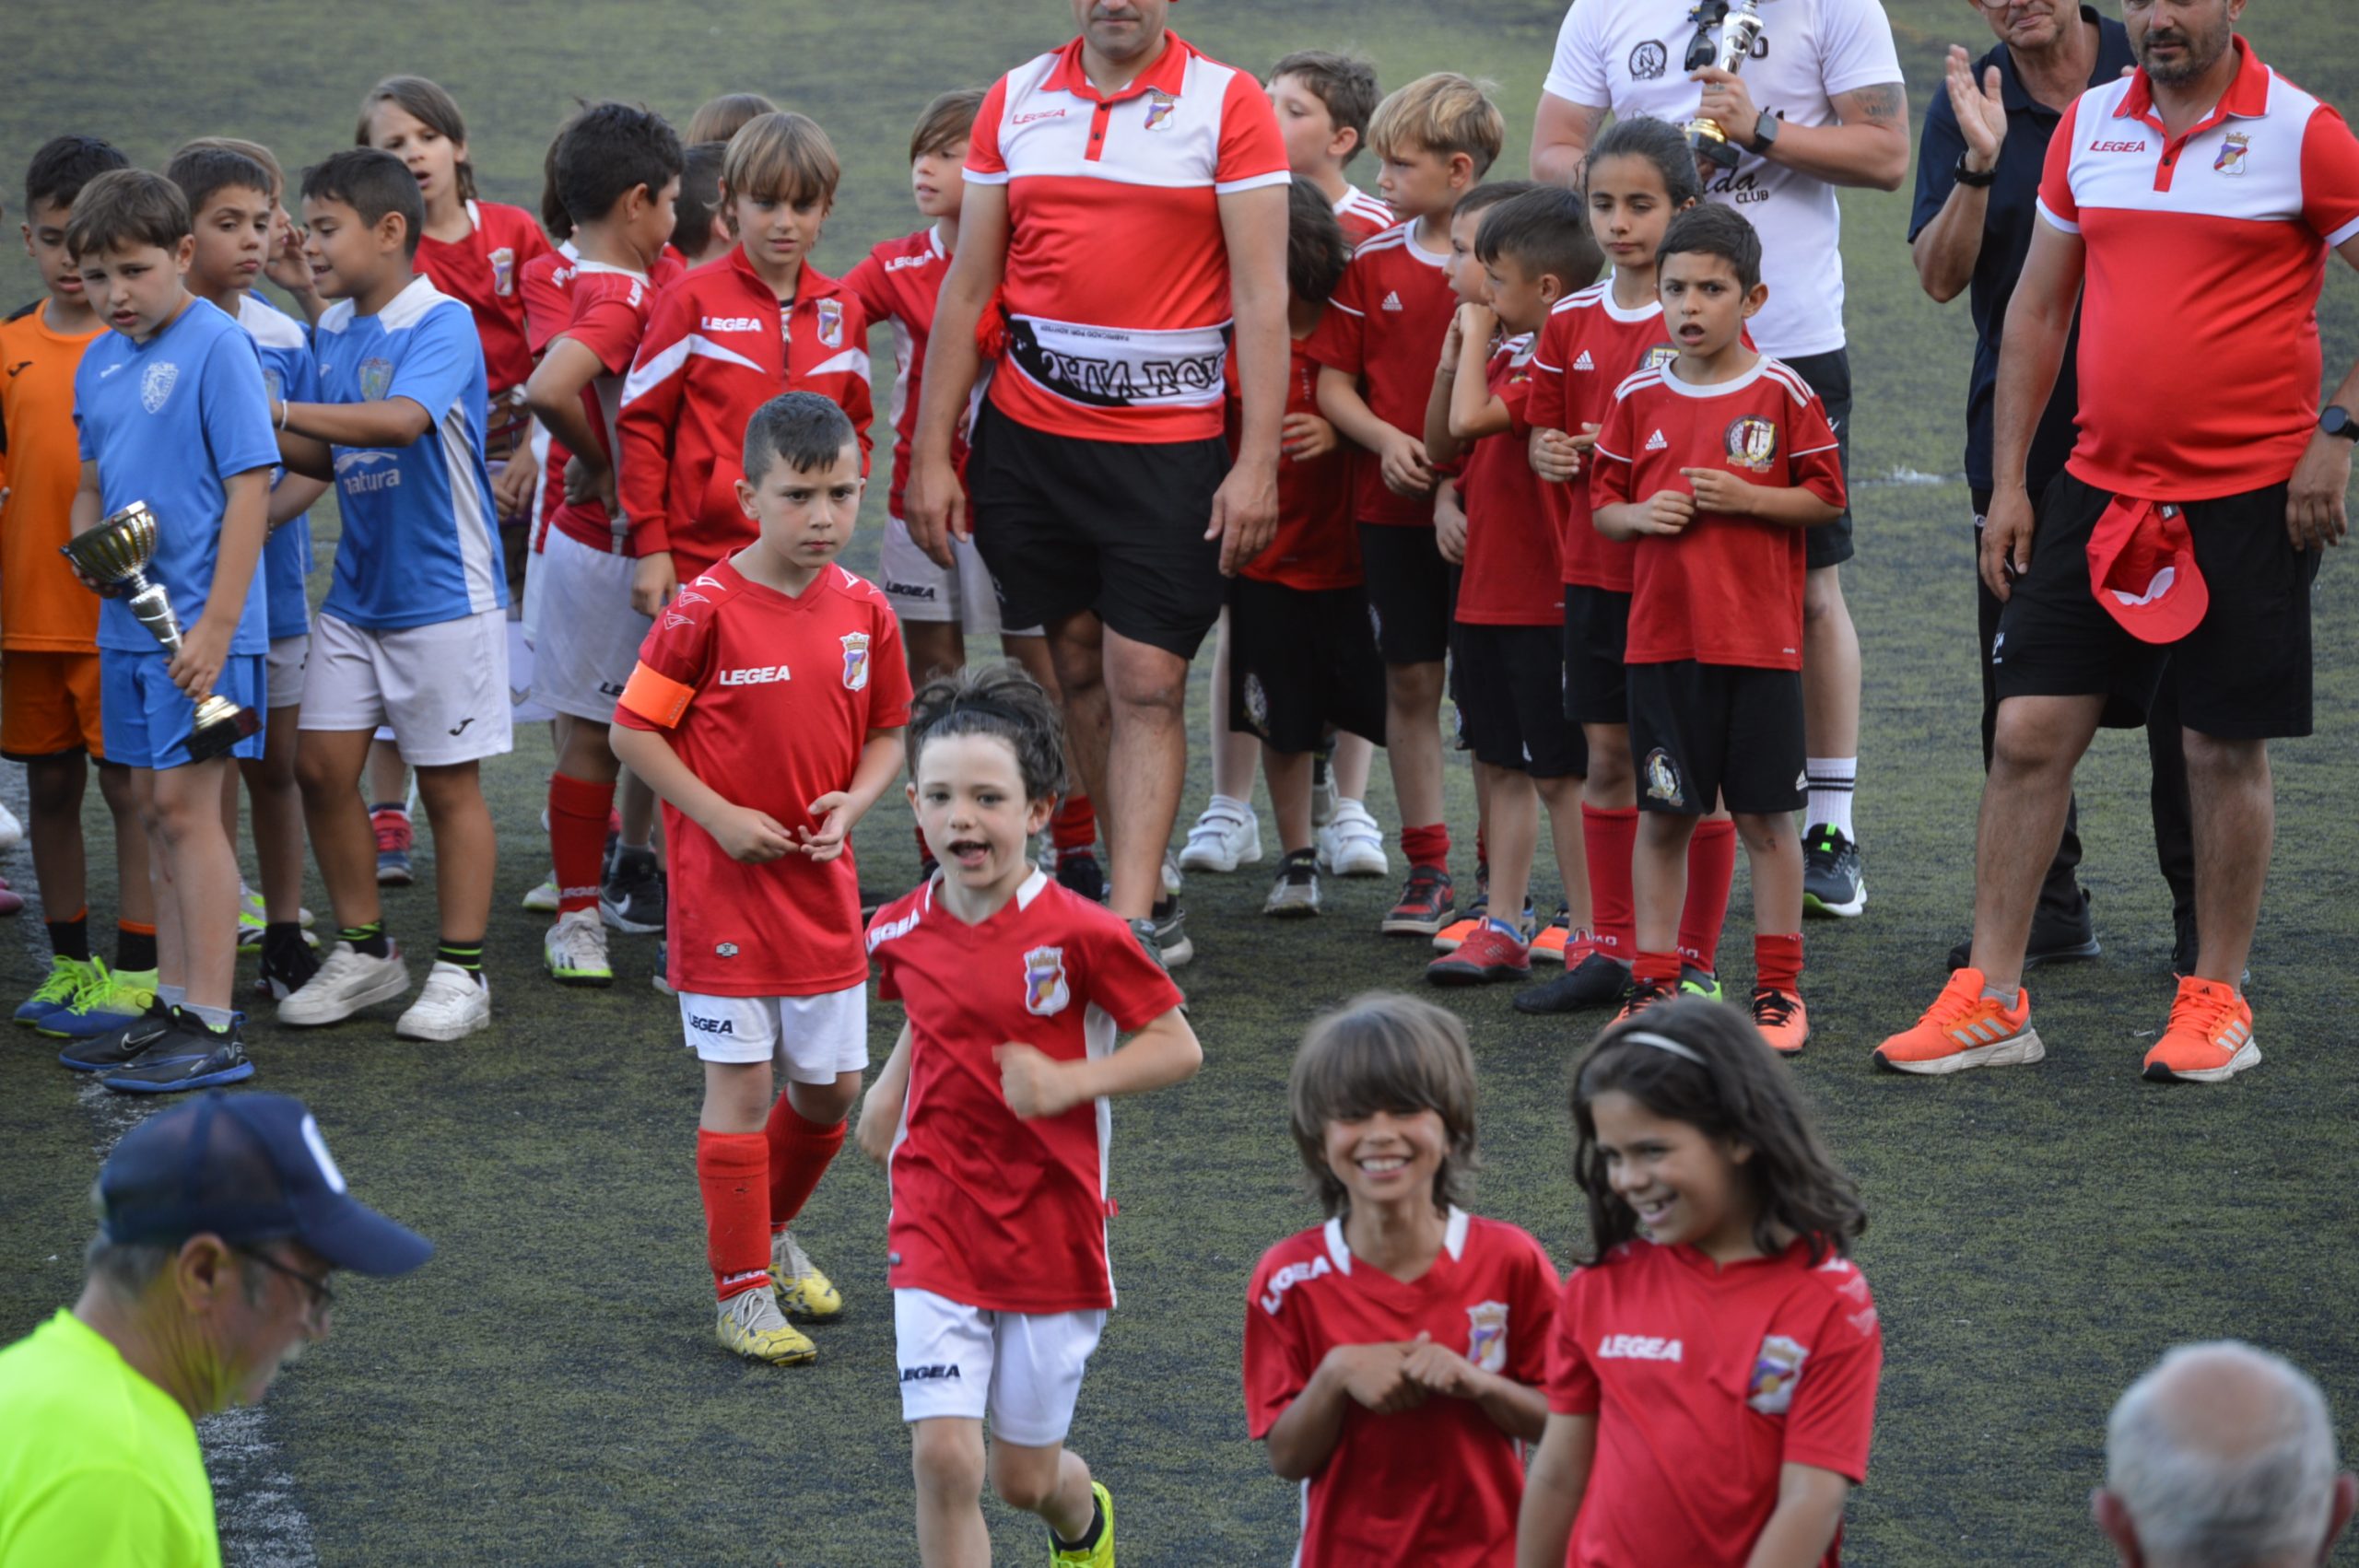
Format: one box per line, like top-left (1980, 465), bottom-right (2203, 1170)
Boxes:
top-left (1447, 325), bottom-right (1509, 444)
top-left (267, 475), bottom-right (330, 529)
top-left (1465, 1369), bottom-right (1551, 1443)
top-left (276, 427), bottom-right (334, 483)
top-left (1593, 500), bottom-right (1648, 541)
top-left (278, 396), bottom-right (434, 451)
top-left (836, 730), bottom-right (908, 827)
top-left (197, 471), bottom-right (272, 633)
top-left (1263, 1358), bottom-right (1354, 1481)
top-left (70, 462), bottom-right (100, 535)
top-left (1742, 1467), bottom-right (1850, 1568)
top-left (1060, 1008), bottom-right (1202, 1102)
top-left (1742, 484), bottom-right (1843, 530)
top-left (608, 723), bottom-right (740, 837)
top-left (1515, 1415), bottom-right (1596, 1568)
top-left (522, 342), bottom-right (609, 474)
top-left (1423, 357), bottom-right (1461, 465)
top-left (857, 1024), bottom-right (914, 1161)
top-left (1316, 367), bottom-right (1398, 454)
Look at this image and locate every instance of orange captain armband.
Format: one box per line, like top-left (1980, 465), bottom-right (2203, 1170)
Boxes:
top-left (618, 661), bottom-right (696, 728)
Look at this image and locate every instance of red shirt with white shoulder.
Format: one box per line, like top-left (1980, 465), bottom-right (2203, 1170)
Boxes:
top-left (611, 558), bottom-right (910, 998)
top-left (867, 872), bottom-right (1185, 1314)
top-left (518, 244), bottom-right (579, 551)
top-left (964, 31), bottom-right (1289, 445)
top-left (1590, 357), bottom-right (1845, 671)
top-left (1333, 183), bottom-right (1395, 248)
top-left (547, 260), bottom-right (680, 554)
top-left (1231, 337), bottom-right (1359, 591)
top-left (1303, 220), bottom-right (1455, 528)
top-left (1528, 282), bottom-right (1683, 593)
top-left (2038, 39), bottom-right (2359, 501)
top-left (841, 224), bottom-right (957, 523)
top-left (1244, 1210), bottom-right (1560, 1568)
top-left (1457, 333), bottom-right (1563, 626)
top-left (1546, 1238), bottom-right (1883, 1568)
top-left (412, 200), bottom-right (552, 403)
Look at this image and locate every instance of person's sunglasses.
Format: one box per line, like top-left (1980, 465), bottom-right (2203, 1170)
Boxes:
top-left (1685, 0), bottom-right (1733, 74)
top-left (236, 1246), bottom-right (335, 1325)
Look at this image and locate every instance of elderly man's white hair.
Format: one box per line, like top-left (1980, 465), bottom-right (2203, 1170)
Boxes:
top-left (2107, 1340), bottom-right (2339, 1566)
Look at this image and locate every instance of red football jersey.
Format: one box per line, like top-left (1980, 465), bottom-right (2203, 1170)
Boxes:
top-left (867, 872), bottom-right (1185, 1314)
top-left (518, 245), bottom-right (579, 551)
top-left (1332, 184), bottom-right (1395, 248)
top-left (1528, 282), bottom-right (1682, 594)
top-left (1230, 336), bottom-right (1359, 591)
top-left (546, 263), bottom-right (663, 554)
top-left (412, 200), bottom-right (552, 400)
top-left (612, 558), bottom-right (912, 997)
top-left (1546, 1239), bottom-right (1883, 1568)
top-left (1244, 1211), bottom-right (1561, 1568)
top-left (841, 225), bottom-right (962, 524)
top-left (1590, 357), bottom-right (1845, 671)
top-left (1456, 334), bottom-right (1563, 626)
top-left (1303, 220), bottom-right (1454, 528)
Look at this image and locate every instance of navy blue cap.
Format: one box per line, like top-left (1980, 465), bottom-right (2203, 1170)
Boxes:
top-left (98, 1092), bottom-right (432, 1277)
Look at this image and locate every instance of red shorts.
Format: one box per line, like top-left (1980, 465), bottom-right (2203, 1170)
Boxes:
top-left (2, 649), bottom-right (104, 760)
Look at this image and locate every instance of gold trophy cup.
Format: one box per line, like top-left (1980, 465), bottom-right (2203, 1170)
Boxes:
top-left (61, 501), bottom-right (259, 762)
top-left (1685, 0), bottom-right (1769, 170)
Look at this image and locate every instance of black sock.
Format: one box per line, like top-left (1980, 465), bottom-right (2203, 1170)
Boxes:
top-left (1050, 1496), bottom-right (1104, 1553)
top-left (263, 922), bottom-right (306, 961)
top-left (341, 922), bottom-right (392, 959)
top-left (116, 923), bottom-right (158, 973)
top-left (437, 940), bottom-right (484, 977)
top-left (368, 800), bottom-right (406, 816)
top-left (47, 915), bottom-right (91, 965)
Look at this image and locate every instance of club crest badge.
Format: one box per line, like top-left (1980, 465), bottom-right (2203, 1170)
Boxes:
top-left (816, 298), bottom-right (843, 348)
top-left (1643, 748), bottom-right (1684, 809)
top-left (840, 630), bottom-right (871, 691)
top-left (1467, 1301), bottom-right (1509, 1374)
top-left (1725, 415), bottom-right (1778, 473)
top-left (1242, 673), bottom-right (1271, 736)
top-left (2214, 131), bottom-right (2249, 176)
top-left (359, 357), bottom-right (394, 403)
top-left (490, 245), bottom-right (517, 296)
top-left (1643, 344), bottom-right (1679, 371)
top-left (1747, 1334), bottom-right (1808, 1414)
top-left (1628, 40), bottom-right (1670, 80)
top-left (139, 361), bottom-right (179, 414)
top-left (1023, 945), bottom-right (1071, 1016)
top-left (1144, 89), bottom-right (1179, 133)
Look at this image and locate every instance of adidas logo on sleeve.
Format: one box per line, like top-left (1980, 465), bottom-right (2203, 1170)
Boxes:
top-left (1646, 428), bottom-right (1669, 451)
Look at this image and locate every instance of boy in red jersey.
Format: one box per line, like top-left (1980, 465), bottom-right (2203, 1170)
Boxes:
top-left (1309, 74), bottom-right (1503, 942)
top-left (610, 394), bottom-right (910, 1364)
top-left (1269, 51), bottom-right (1392, 246)
top-left (1246, 993), bottom-right (1555, 1568)
top-left (860, 664), bottom-right (1199, 1568)
top-left (1588, 207), bottom-right (1844, 1053)
top-left (617, 112), bottom-right (873, 618)
top-left (1424, 187), bottom-right (1602, 989)
top-left (520, 103), bottom-right (683, 990)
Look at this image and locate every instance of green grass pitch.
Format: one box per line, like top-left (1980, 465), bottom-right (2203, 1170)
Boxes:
top-left (3, 2), bottom-right (2356, 1562)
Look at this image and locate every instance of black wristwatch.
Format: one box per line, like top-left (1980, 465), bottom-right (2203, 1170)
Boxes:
top-left (1750, 111), bottom-right (1780, 155)
top-left (1954, 152), bottom-right (1998, 189)
top-left (2322, 405), bottom-right (2359, 441)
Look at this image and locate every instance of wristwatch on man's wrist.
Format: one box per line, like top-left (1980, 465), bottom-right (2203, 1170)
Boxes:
top-left (1954, 152), bottom-right (1998, 189)
top-left (1750, 111), bottom-right (1779, 154)
top-left (2321, 406), bottom-right (2359, 441)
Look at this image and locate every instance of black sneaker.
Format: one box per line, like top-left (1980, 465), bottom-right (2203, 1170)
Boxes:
top-left (1947, 887), bottom-right (2102, 972)
top-left (257, 932), bottom-right (323, 1000)
top-left (101, 1011), bottom-right (255, 1094)
top-left (1149, 895), bottom-right (1194, 968)
top-left (1801, 825), bottom-right (1866, 918)
top-left (1056, 848), bottom-right (1107, 903)
top-left (600, 846), bottom-right (667, 935)
top-left (1381, 867), bottom-right (1456, 936)
top-left (1263, 848), bottom-right (1320, 919)
top-left (57, 1000), bottom-right (174, 1072)
top-left (2169, 908), bottom-right (2251, 988)
top-left (1514, 945), bottom-right (1630, 1014)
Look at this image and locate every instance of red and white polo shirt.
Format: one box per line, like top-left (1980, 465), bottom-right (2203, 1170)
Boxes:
top-left (965, 31), bottom-right (1289, 445)
top-left (2038, 38), bottom-right (2359, 501)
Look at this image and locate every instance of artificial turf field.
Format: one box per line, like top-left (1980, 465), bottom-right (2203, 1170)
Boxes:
top-left (3, 1), bottom-right (2357, 1562)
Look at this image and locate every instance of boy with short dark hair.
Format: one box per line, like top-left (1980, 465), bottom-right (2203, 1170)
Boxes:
top-left (519, 101), bottom-right (684, 989)
top-left (57, 168), bottom-right (279, 1093)
top-left (3, 135), bottom-right (161, 1041)
top-left (1309, 73), bottom-right (1504, 942)
top-left (610, 392), bottom-right (910, 1364)
top-left (1267, 51), bottom-right (1392, 244)
top-left (269, 147), bottom-right (511, 1043)
top-left (1589, 205), bottom-right (1846, 1053)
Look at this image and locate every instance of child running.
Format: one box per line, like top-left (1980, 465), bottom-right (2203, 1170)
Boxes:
top-left (1518, 999), bottom-right (1882, 1565)
top-left (1246, 991), bottom-right (1556, 1565)
top-left (860, 663), bottom-right (1202, 1568)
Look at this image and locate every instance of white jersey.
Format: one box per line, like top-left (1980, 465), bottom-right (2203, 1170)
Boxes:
top-left (1543, 0), bottom-right (1902, 357)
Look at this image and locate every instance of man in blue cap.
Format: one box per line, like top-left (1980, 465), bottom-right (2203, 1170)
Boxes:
top-left (0, 1093), bottom-right (431, 1566)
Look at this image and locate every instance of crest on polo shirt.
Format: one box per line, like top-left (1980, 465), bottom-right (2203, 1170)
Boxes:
top-left (1467, 1301), bottom-right (1509, 1374)
top-left (1643, 748), bottom-right (1684, 809)
top-left (1242, 673), bottom-right (1271, 736)
top-left (816, 298), bottom-right (843, 348)
top-left (140, 361), bottom-right (179, 414)
top-left (1144, 89), bottom-right (1179, 133)
top-left (1628, 41), bottom-right (1669, 81)
top-left (359, 357), bottom-right (394, 402)
top-left (1643, 344), bottom-right (1678, 371)
top-left (490, 246), bottom-right (517, 295)
top-left (839, 630), bottom-right (871, 690)
top-left (1023, 945), bottom-right (1071, 1016)
top-left (2214, 131), bottom-right (2250, 176)
top-left (1747, 1334), bottom-right (1809, 1414)
top-left (1725, 415), bottom-right (1778, 474)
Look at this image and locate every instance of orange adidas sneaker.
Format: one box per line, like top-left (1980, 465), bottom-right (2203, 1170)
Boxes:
top-left (2142, 976), bottom-right (2260, 1083)
top-left (1872, 968), bottom-right (2042, 1075)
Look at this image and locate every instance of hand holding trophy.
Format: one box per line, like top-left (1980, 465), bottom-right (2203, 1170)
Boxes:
top-left (1684, 0), bottom-right (1769, 170)
top-left (61, 501), bottom-right (260, 761)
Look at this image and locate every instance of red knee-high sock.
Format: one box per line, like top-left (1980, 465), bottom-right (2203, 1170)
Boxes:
top-left (1635, 949), bottom-right (1682, 989)
top-left (1583, 805), bottom-right (1637, 958)
top-left (696, 1129), bottom-right (771, 1301)
top-left (1401, 823), bottom-right (1451, 873)
top-left (765, 1095), bottom-right (846, 1231)
top-left (1755, 930), bottom-right (1804, 995)
top-left (550, 772), bottom-right (616, 916)
top-left (1050, 792), bottom-right (1097, 856)
top-left (1678, 818), bottom-right (1738, 973)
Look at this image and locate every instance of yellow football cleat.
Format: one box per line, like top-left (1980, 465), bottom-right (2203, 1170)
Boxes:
top-left (1049, 1481), bottom-right (1116, 1567)
top-left (716, 1287), bottom-right (816, 1365)
top-left (770, 1230), bottom-right (843, 1320)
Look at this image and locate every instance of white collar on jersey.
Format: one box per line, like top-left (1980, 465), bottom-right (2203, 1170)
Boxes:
top-left (1321, 1206), bottom-right (1472, 1274)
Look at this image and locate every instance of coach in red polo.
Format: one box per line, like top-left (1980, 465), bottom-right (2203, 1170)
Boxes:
top-left (905, 0), bottom-right (1289, 966)
top-left (1876, 0), bottom-right (2359, 1084)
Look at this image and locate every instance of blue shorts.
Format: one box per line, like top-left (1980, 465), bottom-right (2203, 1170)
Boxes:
top-left (100, 649), bottom-right (266, 769)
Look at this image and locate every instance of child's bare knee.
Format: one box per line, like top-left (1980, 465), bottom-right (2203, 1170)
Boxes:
top-left (910, 1422), bottom-right (985, 1498)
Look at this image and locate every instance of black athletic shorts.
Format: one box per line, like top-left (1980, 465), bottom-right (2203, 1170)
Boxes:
top-left (1453, 622), bottom-right (1588, 778)
top-left (1781, 348), bottom-right (1853, 570)
top-left (1226, 577), bottom-right (1387, 755)
top-left (1563, 584), bottom-right (1632, 725)
top-left (967, 401), bottom-right (1230, 660)
top-left (1994, 471), bottom-right (2319, 739)
top-left (1627, 660), bottom-right (1805, 816)
top-left (1357, 523), bottom-right (1455, 665)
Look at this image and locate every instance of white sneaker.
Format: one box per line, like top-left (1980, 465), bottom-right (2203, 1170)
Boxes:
top-left (1317, 800), bottom-right (1390, 878)
top-left (0, 800), bottom-right (21, 850)
top-left (1179, 806), bottom-right (1262, 874)
top-left (278, 942), bottom-right (411, 1026)
top-left (396, 961), bottom-right (491, 1041)
top-left (544, 907), bottom-right (613, 986)
top-left (519, 873), bottom-right (560, 912)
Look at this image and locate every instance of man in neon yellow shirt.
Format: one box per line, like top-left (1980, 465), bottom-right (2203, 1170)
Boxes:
top-left (0, 1092), bottom-right (431, 1565)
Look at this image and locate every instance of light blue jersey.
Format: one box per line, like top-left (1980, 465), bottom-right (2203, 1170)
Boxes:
top-left (238, 293), bottom-right (318, 642)
top-left (311, 275), bottom-right (507, 630)
top-left (74, 296), bottom-right (277, 657)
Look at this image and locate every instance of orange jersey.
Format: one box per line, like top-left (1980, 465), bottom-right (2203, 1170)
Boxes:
top-left (0, 301), bottom-right (104, 651)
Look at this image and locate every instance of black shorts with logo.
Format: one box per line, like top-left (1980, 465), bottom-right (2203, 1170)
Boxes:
top-left (967, 401), bottom-right (1230, 660)
top-left (1627, 660), bottom-right (1805, 817)
top-left (1454, 622), bottom-right (1588, 778)
top-left (1563, 584), bottom-right (1632, 725)
top-left (1226, 577), bottom-right (1387, 755)
top-left (1781, 348), bottom-right (1853, 570)
top-left (1994, 471), bottom-right (2319, 739)
top-left (1357, 523), bottom-right (1456, 666)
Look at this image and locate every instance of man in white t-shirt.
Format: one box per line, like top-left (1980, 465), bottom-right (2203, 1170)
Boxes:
top-left (1531, 0), bottom-right (1907, 919)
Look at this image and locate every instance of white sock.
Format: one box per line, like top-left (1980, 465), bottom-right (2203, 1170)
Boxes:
top-left (1804, 757), bottom-right (1857, 837)
top-left (1206, 793), bottom-right (1250, 823)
